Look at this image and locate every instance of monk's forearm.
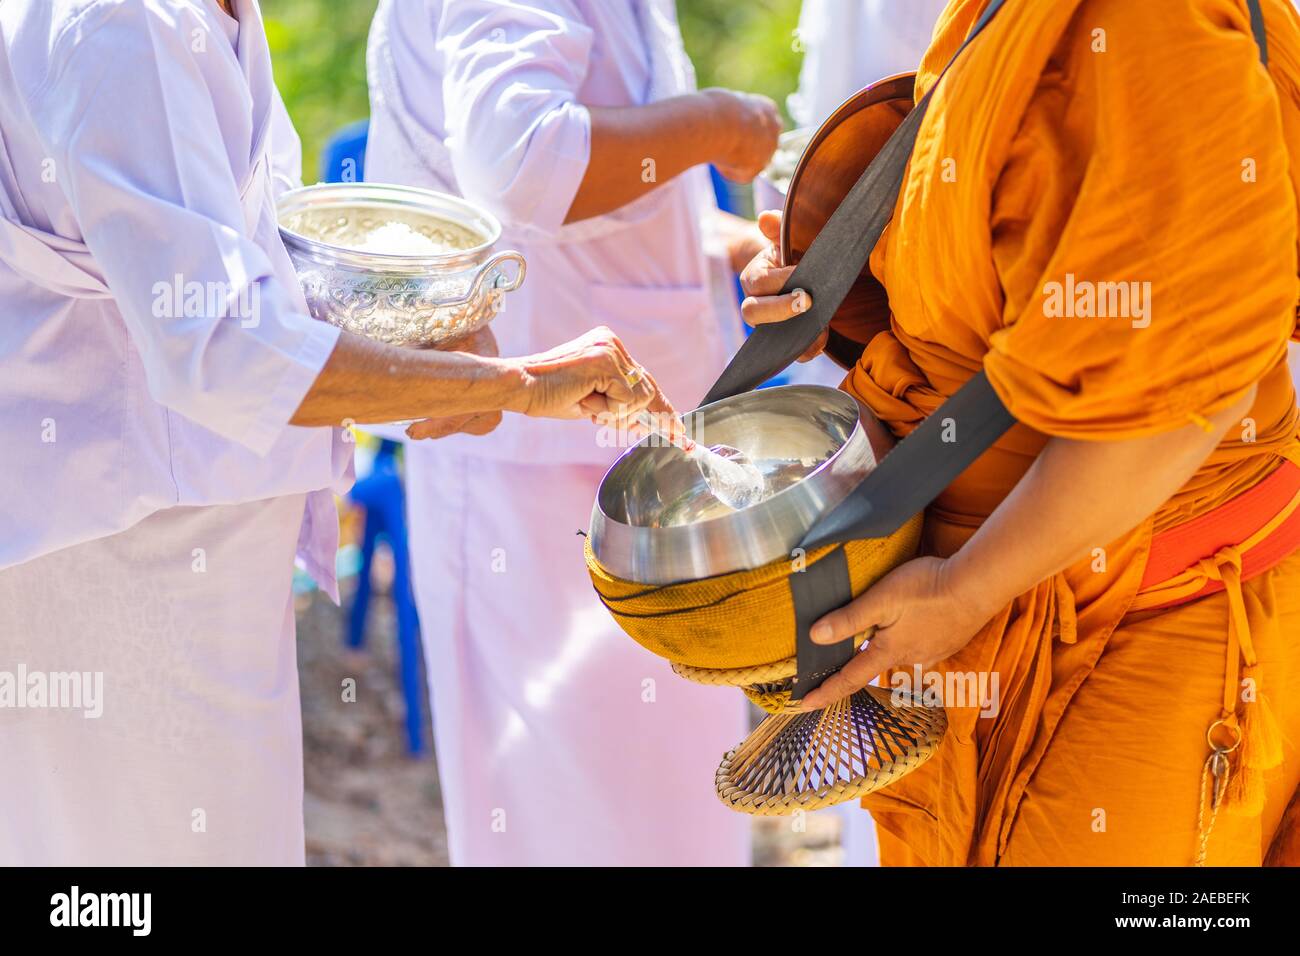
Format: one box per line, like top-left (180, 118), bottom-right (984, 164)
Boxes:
top-left (290, 332), bottom-right (525, 427)
top-left (942, 387), bottom-right (1258, 618)
top-left (566, 95), bottom-right (721, 223)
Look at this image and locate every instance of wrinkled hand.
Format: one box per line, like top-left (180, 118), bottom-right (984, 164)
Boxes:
top-left (738, 210), bottom-right (825, 361)
top-left (513, 326), bottom-right (674, 422)
top-left (406, 327), bottom-right (503, 441)
top-left (797, 556), bottom-right (997, 711)
top-left (702, 88), bottom-right (782, 184)
top-left (405, 410), bottom-right (502, 441)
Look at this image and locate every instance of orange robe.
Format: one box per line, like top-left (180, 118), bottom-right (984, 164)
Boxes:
top-left (841, 0), bottom-right (1300, 865)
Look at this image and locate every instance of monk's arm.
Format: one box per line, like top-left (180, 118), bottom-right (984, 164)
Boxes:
top-left (799, 385), bottom-right (1257, 709)
top-left (943, 385), bottom-right (1257, 620)
top-left (568, 92), bottom-right (779, 223)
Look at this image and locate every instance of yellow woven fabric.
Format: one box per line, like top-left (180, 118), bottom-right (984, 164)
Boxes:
top-left (586, 512), bottom-right (922, 670)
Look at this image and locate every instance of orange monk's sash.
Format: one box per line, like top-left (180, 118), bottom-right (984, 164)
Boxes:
top-left (1136, 460), bottom-right (1300, 609)
top-left (1131, 460), bottom-right (1300, 861)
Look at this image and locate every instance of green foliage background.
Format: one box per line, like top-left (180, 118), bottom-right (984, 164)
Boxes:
top-left (263, 0), bottom-right (804, 179)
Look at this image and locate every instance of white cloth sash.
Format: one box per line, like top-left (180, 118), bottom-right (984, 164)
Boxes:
top-left (0, 130), bottom-right (110, 299)
top-left (0, 127), bottom-right (268, 301)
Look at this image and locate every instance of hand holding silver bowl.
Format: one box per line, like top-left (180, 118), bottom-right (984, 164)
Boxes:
top-left (274, 188), bottom-right (676, 439)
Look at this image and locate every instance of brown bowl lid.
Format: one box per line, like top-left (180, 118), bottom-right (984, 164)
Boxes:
top-left (780, 73), bottom-right (916, 370)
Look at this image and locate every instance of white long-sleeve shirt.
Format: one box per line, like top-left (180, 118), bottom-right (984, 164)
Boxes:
top-left (367, 0), bottom-right (738, 464)
top-left (0, 0), bottom-right (350, 592)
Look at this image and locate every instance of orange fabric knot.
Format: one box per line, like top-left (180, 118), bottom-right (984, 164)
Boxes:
top-left (1195, 544), bottom-right (1243, 584)
top-left (1188, 544), bottom-right (1282, 816)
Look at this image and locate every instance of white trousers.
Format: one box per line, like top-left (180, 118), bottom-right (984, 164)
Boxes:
top-left (0, 495), bottom-right (308, 865)
top-left (406, 450), bottom-right (752, 866)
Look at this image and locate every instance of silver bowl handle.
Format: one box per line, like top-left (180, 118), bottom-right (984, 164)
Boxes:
top-left (489, 250), bottom-right (527, 293)
top-left (458, 250), bottom-right (526, 307)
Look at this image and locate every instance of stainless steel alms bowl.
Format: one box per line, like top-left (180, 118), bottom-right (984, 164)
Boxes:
top-left (590, 385), bottom-right (891, 586)
top-left (277, 183), bottom-right (526, 348)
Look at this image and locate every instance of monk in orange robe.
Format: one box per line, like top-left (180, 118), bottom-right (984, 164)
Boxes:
top-left (741, 0), bottom-right (1300, 865)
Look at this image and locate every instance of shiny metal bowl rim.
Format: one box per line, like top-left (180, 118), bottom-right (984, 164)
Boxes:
top-left (590, 384), bottom-right (870, 582)
top-left (594, 384), bottom-right (863, 527)
top-left (276, 182), bottom-right (504, 274)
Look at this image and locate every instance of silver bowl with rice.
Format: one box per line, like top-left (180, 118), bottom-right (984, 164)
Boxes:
top-left (277, 183), bottom-right (526, 348)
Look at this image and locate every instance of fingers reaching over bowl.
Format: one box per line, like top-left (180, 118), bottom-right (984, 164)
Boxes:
top-left (739, 210), bottom-right (827, 362)
top-left (511, 326), bottom-right (674, 422)
top-left (739, 210), bottom-right (812, 327)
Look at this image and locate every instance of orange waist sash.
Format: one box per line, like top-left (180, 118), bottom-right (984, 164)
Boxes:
top-left (1136, 460), bottom-right (1300, 610)
top-left (1129, 459), bottom-right (1300, 860)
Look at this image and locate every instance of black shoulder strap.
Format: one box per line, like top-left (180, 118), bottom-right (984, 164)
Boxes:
top-left (1250, 0), bottom-right (1269, 66)
top-left (709, 0), bottom-right (1269, 412)
top-left (775, 0), bottom-right (1271, 697)
top-left (776, 0), bottom-right (1014, 697)
top-left (703, 0), bottom-right (1010, 406)
top-left (798, 0), bottom-right (1270, 553)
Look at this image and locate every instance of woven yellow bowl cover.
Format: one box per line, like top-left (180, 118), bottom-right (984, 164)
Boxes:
top-left (586, 512), bottom-right (922, 671)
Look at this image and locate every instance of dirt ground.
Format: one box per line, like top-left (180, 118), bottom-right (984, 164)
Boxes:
top-left (295, 560), bottom-right (846, 867)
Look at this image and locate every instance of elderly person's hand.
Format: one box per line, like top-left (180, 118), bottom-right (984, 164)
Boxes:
top-left (406, 325), bottom-right (671, 439)
top-left (406, 327), bottom-right (504, 440)
top-left (510, 325), bottom-right (673, 422)
top-left (295, 320), bottom-right (671, 440)
top-left (702, 89), bottom-right (782, 184)
top-left (738, 210), bottom-right (824, 361)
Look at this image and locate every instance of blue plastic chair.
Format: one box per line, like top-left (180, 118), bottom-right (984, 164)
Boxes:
top-left (322, 121), bottom-right (427, 756)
